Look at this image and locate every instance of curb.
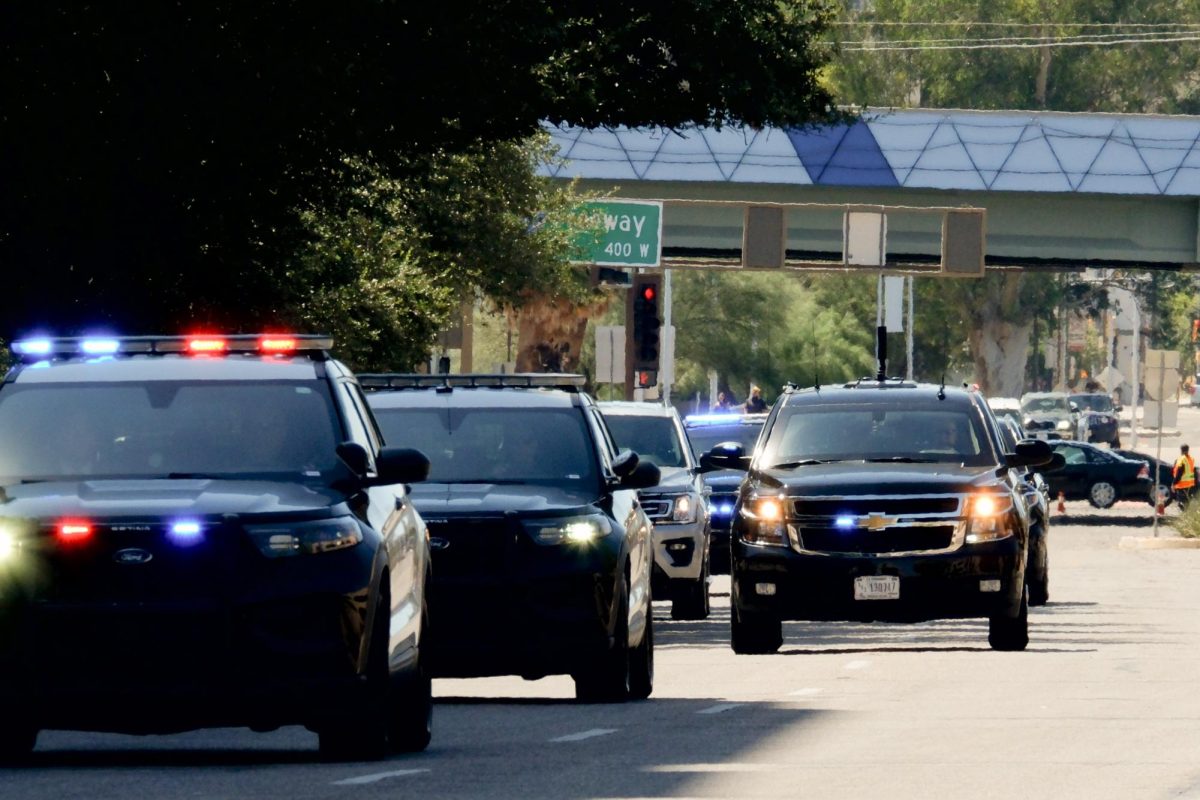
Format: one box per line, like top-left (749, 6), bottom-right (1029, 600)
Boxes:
top-left (1119, 535), bottom-right (1200, 550)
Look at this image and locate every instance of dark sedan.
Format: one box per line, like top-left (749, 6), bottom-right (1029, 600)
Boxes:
top-left (1112, 449), bottom-right (1174, 507)
top-left (1045, 441), bottom-right (1152, 508)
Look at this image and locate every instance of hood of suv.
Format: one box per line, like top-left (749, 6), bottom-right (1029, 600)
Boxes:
top-left (755, 462), bottom-right (1002, 496)
top-left (0, 478), bottom-right (346, 520)
top-left (408, 482), bottom-right (599, 516)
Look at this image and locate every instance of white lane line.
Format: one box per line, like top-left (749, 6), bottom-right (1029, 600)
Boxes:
top-left (697, 703), bottom-right (743, 715)
top-left (843, 659), bottom-right (871, 670)
top-left (789, 687), bottom-right (824, 697)
top-left (331, 768), bottom-right (430, 786)
top-left (550, 728), bottom-right (619, 743)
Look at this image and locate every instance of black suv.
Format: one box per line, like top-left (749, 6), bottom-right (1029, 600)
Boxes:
top-left (0, 335), bottom-right (433, 761)
top-left (362, 374), bottom-right (658, 702)
top-left (705, 381), bottom-right (1051, 654)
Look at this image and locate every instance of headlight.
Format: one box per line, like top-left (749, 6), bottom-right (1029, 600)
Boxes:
top-left (523, 515), bottom-right (613, 545)
top-left (739, 497), bottom-right (789, 547)
top-left (245, 516), bottom-right (364, 558)
top-left (1056, 420), bottom-right (1072, 431)
top-left (651, 494), bottom-right (698, 524)
top-left (965, 494), bottom-right (1016, 544)
top-left (0, 527), bottom-right (17, 563)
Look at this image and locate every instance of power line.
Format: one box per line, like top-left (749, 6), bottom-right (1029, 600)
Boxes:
top-left (840, 30), bottom-right (1200, 47)
top-left (842, 34), bottom-right (1200, 52)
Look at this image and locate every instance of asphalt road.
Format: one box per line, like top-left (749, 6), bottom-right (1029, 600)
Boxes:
top-left (8, 494), bottom-right (1200, 800)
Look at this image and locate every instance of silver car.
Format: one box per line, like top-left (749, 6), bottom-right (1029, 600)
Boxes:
top-left (599, 402), bottom-right (711, 620)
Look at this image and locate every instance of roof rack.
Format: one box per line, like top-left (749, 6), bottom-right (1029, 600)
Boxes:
top-left (9, 334), bottom-right (334, 362)
top-left (356, 373), bottom-right (588, 392)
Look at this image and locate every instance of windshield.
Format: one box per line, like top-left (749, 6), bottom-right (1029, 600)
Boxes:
top-left (1071, 395), bottom-right (1114, 412)
top-left (685, 423), bottom-right (764, 459)
top-left (1021, 395), bottom-right (1068, 414)
top-left (0, 381), bottom-right (340, 481)
top-left (372, 407), bottom-right (597, 486)
top-left (758, 402), bottom-right (997, 467)
top-left (604, 415), bottom-right (688, 469)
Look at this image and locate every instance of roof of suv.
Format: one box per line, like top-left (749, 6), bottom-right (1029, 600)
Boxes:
top-left (596, 401), bottom-right (677, 418)
top-left (364, 385), bottom-right (583, 411)
top-left (8, 354), bottom-right (326, 383)
top-left (780, 382), bottom-right (979, 408)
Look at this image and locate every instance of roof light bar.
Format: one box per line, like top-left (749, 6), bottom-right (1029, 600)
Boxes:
top-left (356, 373), bottom-right (588, 392)
top-left (9, 334), bottom-right (335, 361)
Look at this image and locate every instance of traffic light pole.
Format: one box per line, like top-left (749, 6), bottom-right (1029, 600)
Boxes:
top-left (663, 269), bottom-right (672, 406)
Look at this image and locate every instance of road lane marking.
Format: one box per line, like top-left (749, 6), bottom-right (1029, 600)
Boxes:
top-left (789, 687), bottom-right (824, 697)
top-left (550, 728), bottom-right (618, 743)
top-left (332, 768), bottom-right (430, 786)
top-left (844, 659), bottom-right (871, 670)
top-left (697, 703), bottom-right (743, 715)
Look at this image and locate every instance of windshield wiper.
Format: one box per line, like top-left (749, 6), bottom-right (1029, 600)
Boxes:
top-left (864, 457), bottom-right (938, 463)
top-left (769, 459), bottom-right (838, 469)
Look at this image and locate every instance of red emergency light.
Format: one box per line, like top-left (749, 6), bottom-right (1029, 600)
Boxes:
top-left (57, 520), bottom-right (94, 542)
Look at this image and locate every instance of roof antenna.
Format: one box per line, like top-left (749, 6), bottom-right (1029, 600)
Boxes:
top-left (814, 372), bottom-right (820, 392)
top-left (938, 374), bottom-right (946, 400)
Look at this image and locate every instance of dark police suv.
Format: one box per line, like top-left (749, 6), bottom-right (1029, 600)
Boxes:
top-left (0, 335), bottom-right (433, 761)
top-left (362, 374), bottom-right (658, 702)
top-left (704, 381), bottom-right (1051, 654)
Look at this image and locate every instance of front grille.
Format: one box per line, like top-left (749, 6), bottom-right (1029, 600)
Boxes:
top-left (1025, 419), bottom-right (1055, 431)
top-left (789, 494), bottom-right (965, 555)
top-left (640, 498), bottom-right (672, 521)
top-left (797, 525), bottom-right (956, 554)
top-left (425, 518), bottom-right (512, 578)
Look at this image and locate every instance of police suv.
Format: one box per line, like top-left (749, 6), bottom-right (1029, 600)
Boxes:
top-left (0, 335), bottom-right (432, 761)
top-left (704, 381), bottom-right (1052, 654)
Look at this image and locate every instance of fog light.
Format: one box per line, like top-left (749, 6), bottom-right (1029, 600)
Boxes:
top-left (979, 579), bottom-right (1001, 592)
top-left (755, 582), bottom-right (777, 596)
top-left (668, 542), bottom-right (689, 552)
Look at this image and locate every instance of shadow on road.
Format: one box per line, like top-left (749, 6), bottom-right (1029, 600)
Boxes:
top-left (1053, 513), bottom-right (1158, 527)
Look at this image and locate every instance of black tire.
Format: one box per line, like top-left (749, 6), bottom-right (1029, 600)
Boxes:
top-left (388, 601), bottom-right (433, 753)
top-left (628, 609), bottom-right (654, 701)
top-left (671, 554), bottom-right (710, 621)
top-left (318, 594), bottom-right (392, 761)
top-left (988, 585), bottom-right (1029, 651)
top-left (0, 723), bottom-right (37, 765)
top-left (1087, 480), bottom-right (1117, 509)
top-left (574, 573), bottom-right (631, 703)
top-left (730, 604), bottom-right (782, 654)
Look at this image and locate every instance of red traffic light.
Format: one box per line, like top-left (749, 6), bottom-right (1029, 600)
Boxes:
top-left (642, 286), bottom-right (655, 302)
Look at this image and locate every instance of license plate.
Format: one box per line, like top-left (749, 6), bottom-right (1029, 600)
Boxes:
top-left (854, 575), bottom-right (900, 600)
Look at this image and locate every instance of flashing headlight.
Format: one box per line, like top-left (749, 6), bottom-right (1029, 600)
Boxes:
top-left (835, 515), bottom-right (855, 529)
top-left (740, 497), bottom-right (789, 547)
top-left (80, 338), bottom-right (120, 355)
top-left (168, 520), bottom-right (204, 546)
top-left (523, 515), bottom-right (612, 545)
top-left (245, 517), bottom-right (363, 558)
top-left (671, 494), bottom-right (697, 523)
top-left (965, 494), bottom-right (1015, 544)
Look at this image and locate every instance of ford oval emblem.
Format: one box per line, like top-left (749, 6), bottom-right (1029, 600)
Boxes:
top-left (113, 548), bottom-right (154, 565)
top-left (428, 537), bottom-right (450, 551)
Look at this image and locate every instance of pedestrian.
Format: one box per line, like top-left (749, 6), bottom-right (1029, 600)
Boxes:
top-left (743, 385), bottom-right (768, 414)
top-left (1172, 443), bottom-right (1196, 508)
top-left (712, 391), bottom-right (734, 412)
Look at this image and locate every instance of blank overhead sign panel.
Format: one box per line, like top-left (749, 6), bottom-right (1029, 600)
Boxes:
top-left (654, 199), bottom-right (987, 276)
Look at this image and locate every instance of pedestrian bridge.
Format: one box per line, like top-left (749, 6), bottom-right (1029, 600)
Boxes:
top-left (542, 109), bottom-right (1200, 270)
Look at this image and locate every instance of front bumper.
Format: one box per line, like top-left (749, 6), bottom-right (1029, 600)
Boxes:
top-left (732, 536), bottom-right (1024, 623)
top-left (650, 517), bottom-right (707, 582)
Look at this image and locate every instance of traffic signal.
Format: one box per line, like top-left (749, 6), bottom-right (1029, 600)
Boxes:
top-left (628, 276), bottom-right (662, 375)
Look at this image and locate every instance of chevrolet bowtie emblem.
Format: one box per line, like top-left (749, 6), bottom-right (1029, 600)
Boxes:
top-left (863, 513), bottom-right (897, 531)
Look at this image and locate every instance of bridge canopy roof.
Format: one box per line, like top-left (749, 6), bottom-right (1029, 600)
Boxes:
top-left (543, 109), bottom-right (1200, 197)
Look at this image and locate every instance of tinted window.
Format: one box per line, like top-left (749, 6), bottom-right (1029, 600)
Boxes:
top-left (1022, 395), bottom-right (1068, 413)
top-left (604, 415), bottom-right (687, 468)
top-left (372, 407), bottom-right (597, 486)
top-left (0, 381), bottom-right (339, 480)
top-left (760, 402), bottom-right (996, 467)
top-left (685, 423), bottom-right (764, 459)
top-left (1072, 395), bottom-right (1114, 412)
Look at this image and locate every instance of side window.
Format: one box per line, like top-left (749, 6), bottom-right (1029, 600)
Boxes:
top-left (588, 408), bottom-right (617, 467)
top-left (337, 382), bottom-right (377, 468)
top-left (348, 384), bottom-right (384, 453)
top-left (1057, 445), bottom-right (1086, 466)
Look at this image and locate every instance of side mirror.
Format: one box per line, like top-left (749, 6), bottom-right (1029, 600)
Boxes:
top-left (337, 441), bottom-right (371, 477)
top-left (700, 441), bottom-right (750, 473)
top-left (622, 461), bottom-right (661, 490)
top-left (1069, 402), bottom-right (1079, 413)
top-left (1038, 452), bottom-right (1066, 474)
top-left (611, 449), bottom-right (640, 478)
top-left (375, 447), bottom-right (431, 484)
top-left (1004, 438), bottom-right (1054, 469)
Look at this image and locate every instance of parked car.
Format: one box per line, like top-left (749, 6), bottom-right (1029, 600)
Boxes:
top-left (1044, 440), bottom-right (1153, 508)
top-left (682, 412), bottom-right (768, 574)
top-left (599, 401), bottom-right (711, 620)
top-left (1071, 393), bottom-right (1120, 447)
top-left (1020, 392), bottom-right (1078, 440)
top-left (362, 373), bottom-right (657, 703)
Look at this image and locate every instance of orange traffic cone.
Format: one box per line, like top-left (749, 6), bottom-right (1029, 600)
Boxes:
top-left (1056, 491), bottom-right (1066, 515)
top-left (1155, 488), bottom-right (1167, 517)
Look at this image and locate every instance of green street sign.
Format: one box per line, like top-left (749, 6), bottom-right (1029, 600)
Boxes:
top-left (572, 200), bottom-right (662, 267)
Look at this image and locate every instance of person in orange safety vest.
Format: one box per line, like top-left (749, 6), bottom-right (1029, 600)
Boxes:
top-left (1172, 444), bottom-right (1196, 507)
